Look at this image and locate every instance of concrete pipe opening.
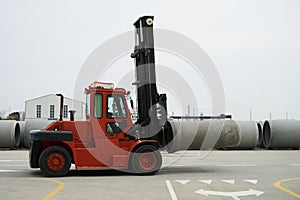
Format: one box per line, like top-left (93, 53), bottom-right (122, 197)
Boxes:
top-left (14, 122), bottom-right (21, 148)
top-left (263, 121), bottom-right (271, 149)
top-left (257, 122), bottom-right (264, 148)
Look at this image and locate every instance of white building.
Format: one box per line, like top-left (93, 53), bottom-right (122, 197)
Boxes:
top-left (25, 94), bottom-right (86, 120)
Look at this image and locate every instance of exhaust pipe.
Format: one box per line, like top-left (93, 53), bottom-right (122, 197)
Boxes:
top-left (56, 94), bottom-right (64, 121)
top-left (69, 110), bottom-right (76, 121)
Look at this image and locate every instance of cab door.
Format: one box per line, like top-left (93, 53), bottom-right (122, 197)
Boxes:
top-left (105, 93), bottom-right (129, 137)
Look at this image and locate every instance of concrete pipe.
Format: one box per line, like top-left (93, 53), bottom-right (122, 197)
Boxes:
top-left (263, 120), bottom-right (300, 149)
top-left (225, 121), bottom-right (258, 150)
top-left (0, 120), bottom-right (21, 148)
top-left (24, 120), bottom-right (53, 148)
top-left (165, 120), bottom-right (242, 153)
top-left (256, 122), bottom-right (265, 148)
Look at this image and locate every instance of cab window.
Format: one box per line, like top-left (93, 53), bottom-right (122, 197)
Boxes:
top-left (107, 94), bottom-right (127, 119)
top-left (94, 93), bottom-right (103, 118)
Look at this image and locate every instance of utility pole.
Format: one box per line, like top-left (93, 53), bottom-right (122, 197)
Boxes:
top-left (269, 112), bottom-right (272, 120)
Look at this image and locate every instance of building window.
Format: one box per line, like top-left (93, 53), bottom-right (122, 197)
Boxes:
top-left (36, 105), bottom-right (41, 118)
top-left (49, 105), bottom-right (55, 119)
top-left (63, 105), bottom-right (68, 118)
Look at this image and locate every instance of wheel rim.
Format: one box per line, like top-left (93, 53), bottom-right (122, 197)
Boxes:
top-left (46, 153), bottom-right (66, 171)
top-left (138, 152), bottom-right (157, 171)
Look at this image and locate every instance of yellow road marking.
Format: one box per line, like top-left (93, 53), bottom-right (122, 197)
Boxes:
top-left (0, 178), bottom-right (64, 200)
top-left (274, 178), bottom-right (300, 199)
top-left (31, 178), bottom-right (65, 200)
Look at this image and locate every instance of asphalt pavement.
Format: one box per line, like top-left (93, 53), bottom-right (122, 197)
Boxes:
top-left (0, 150), bottom-right (299, 200)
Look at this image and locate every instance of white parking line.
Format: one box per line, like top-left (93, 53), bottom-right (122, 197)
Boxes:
top-left (290, 164), bottom-right (300, 166)
top-left (0, 169), bottom-right (23, 172)
top-left (221, 180), bottom-right (235, 184)
top-left (198, 180), bottom-right (212, 185)
top-left (243, 180), bottom-right (258, 184)
top-left (218, 164), bottom-right (256, 167)
top-left (176, 180), bottom-right (190, 185)
top-left (166, 180), bottom-right (178, 200)
top-left (0, 160), bottom-right (27, 162)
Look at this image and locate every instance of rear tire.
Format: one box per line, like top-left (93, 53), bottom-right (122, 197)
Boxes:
top-left (130, 145), bottom-right (162, 175)
top-left (39, 146), bottom-right (71, 177)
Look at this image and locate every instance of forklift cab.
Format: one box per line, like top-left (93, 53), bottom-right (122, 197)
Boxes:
top-left (85, 81), bottom-right (133, 139)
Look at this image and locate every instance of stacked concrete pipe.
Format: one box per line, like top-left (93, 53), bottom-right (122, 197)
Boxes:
top-left (165, 120), bottom-right (243, 153)
top-left (263, 119), bottom-right (300, 149)
top-left (0, 120), bottom-right (21, 148)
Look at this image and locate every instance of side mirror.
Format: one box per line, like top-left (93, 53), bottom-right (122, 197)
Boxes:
top-left (126, 91), bottom-right (134, 109)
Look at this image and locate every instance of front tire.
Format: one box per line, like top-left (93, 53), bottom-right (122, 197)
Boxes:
top-left (39, 146), bottom-right (71, 177)
top-left (130, 145), bottom-right (162, 175)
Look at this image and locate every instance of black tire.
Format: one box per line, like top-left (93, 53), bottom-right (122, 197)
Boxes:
top-left (130, 145), bottom-right (162, 175)
top-left (39, 146), bottom-right (71, 177)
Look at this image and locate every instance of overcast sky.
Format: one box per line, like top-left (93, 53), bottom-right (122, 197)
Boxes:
top-left (0, 0), bottom-right (299, 121)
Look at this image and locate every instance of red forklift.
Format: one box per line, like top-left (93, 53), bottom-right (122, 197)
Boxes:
top-left (29, 16), bottom-right (172, 176)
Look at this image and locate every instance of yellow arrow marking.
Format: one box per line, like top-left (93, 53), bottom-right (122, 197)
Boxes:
top-left (0, 178), bottom-right (64, 200)
top-left (274, 178), bottom-right (300, 199)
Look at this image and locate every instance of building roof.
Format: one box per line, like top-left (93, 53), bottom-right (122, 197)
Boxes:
top-left (25, 94), bottom-right (84, 104)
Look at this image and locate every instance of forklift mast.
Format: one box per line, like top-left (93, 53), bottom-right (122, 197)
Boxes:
top-left (130, 16), bottom-right (167, 139)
